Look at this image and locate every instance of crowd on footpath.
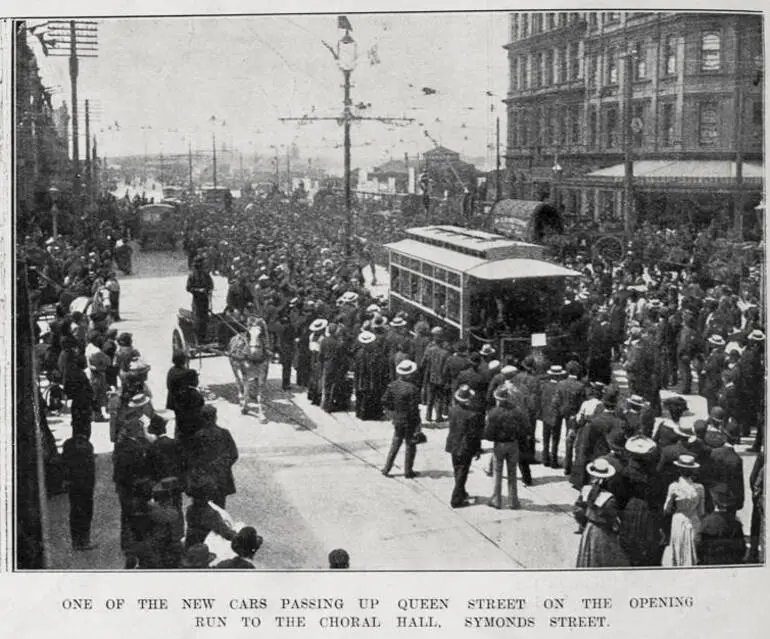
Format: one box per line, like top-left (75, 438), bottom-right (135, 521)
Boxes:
top-left (21, 193), bottom-right (765, 569)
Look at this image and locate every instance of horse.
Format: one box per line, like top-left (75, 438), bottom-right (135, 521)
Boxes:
top-left (227, 316), bottom-right (272, 421)
top-left (67, 285), bottom-right (112, 321)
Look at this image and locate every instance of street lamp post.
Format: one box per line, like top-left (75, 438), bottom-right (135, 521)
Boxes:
top-left (337, 29), bottom-right (357, 261)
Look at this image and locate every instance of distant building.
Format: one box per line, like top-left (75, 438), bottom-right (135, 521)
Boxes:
top-left (504, 11), bottom-right (763, 232)
top-left (369, 159), bottom-right (409, 193)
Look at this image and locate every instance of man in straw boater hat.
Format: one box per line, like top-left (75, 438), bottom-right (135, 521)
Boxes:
top-left (381, 360), bottom-right (421, 478)
top-left (445, 384), bottom-right (484, 508)
top-left (701, 334), bottom-right (727, 412)
top-left (554, 360), bottom-right (586, 478)
top-left (484, 385), bottom-right (530, 510)
top-left (539, 365), bottom-right (565, 469)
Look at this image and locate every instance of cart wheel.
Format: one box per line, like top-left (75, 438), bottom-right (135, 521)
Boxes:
top-left (172, 328), bottom-right (189, 362)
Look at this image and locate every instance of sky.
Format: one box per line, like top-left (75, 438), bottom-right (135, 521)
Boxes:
top-left (29, 13), bottom-right (510, 172)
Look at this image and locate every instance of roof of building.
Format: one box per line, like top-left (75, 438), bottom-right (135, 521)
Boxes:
top-left (423, 145), bottom-right (460, 158)
top-left (371, 159), bottom-right (408, 175)
top-left (586, 160), bottom-right (764, 180)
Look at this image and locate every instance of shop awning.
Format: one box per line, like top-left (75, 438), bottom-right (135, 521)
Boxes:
top-left (466, 259), bottom-right (581, 281)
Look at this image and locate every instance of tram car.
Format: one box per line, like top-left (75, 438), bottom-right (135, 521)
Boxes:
top-left (385, 226), bottom-right (584, 366)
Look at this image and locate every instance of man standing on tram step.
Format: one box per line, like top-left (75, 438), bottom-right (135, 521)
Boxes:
top-left (445, 384), bottom-right (484, 508)
top-left (186, 255), bottom-right (214, 344)
top-left (554, 360), bottom-right (586, 477)
top-left (381, 360), bottom-right (421, 478)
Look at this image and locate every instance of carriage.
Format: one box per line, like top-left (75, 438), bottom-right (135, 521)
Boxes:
top-left (171, 308), bottom-right (242, 361)
top-left (138, 203), bottom-right (177, 250)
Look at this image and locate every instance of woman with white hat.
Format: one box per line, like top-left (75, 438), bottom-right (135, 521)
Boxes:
top-left (574, 458), bottom-right (630, 567)
top-left (306, 318), bottom-right (328, 406)
top-left (661, 454), bottom-right (706, 566)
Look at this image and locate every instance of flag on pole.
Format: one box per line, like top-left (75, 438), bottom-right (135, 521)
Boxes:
top-left (338, 16), bottom-right (352, 31)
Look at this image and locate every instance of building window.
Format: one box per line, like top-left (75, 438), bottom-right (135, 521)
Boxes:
top-left (660, 102), bottom-right (675, 146)
top-left (607, 49), bottom-right (618, 84)
top-left (520, 112), bottom-right (529, 147)
top-left (544, 49), bottom-right (553, 85)
top-left (664, 35), bottom-right (677, 76)
top-left (569, 42), bottom-right (580, 80)
top-left (521, 14), bottom-right (528, 38)
top-left (535, 52), bottom-right (544, 87)
top-left (522, 55), bottom-right (529, 89)
top-left (511, 14), bottom-right (519, 41)
top-left (570, 104), bottom-right (582, 145)
top-left (589, 53), bottom-right (599, 87)
top-left (570, 12), bottom-right (581, 24)
top-left (633, 41), bottom-right (647, 79)
top-left (698, 102), bottom-right (719, 146)
top-left (605, 106), bottom-right (619, 148)
top-left (533, 13), bottom-right (543, 34)
top-left (588, 107), bottom-right (598, 147)
top-left (589, 12), bottom-right (598, 30)
top-left (546, 13), bottom-right (555, 30)
top-left (559, 45), bottom-right (568, 83)
top-left (605, 12), bottom-right (620, 25)
top-left (512, 58), bottom-right (519, 91)
top-left (701, 31), bottom-right (721, 72)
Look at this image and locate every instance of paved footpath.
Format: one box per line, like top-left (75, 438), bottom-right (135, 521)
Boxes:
top-left (44, 249), bottom-right (757, 570)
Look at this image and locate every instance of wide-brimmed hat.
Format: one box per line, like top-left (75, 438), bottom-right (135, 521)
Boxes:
top-left (493, 386), bottom-right (513, 404)
top-left (674, 454), bottom-right (700, 469)
top-left (547, 365), bottom-right (565, 376)
top-left (232, 526), bottom-right (263, 557)
top-left (454, 384), bottom-right (476, 404)
top-left (648, 299), bottom-right (663, 310)
top-left (340, 291), bottom-right (359, 304)
top-left (479, 344), bottom-right (496, 356)
top-left (625, 435), bottom-right (657, 457)
top-left (357, 330), bottom-right (376, 345)
top-left (626, 394), bottom-right (645, 409)
top-left (390, 316), bottom-right (407, 328)
top-left (430, 326), bottom-right (443, 336)
top-left (501, 364), bottom-right (518, 378)
top-left (708, 334), bottom-right (726, 347)
top-left (395, 359), bottom-right (417, 376)
top-left (586, 457), bottom-right (616, 479)
top-left (748, 329), bottom-right (765, 342)
top-left (487, 359), bottom-right (501, 372)
top-left (128, 393), bottom-right (150, 409)
top-left (180, 543), bottom-right (216, 568)
top-left (371, 315), bottom-right (388, 329)
top-left (309, 318), bottom-right (328, 333)
top-left (366, 303), bottom-right (380, 314)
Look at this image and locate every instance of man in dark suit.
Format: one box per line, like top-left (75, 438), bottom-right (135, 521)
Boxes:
top-left (455, 353), bottom-right (487, 402)
top-left (420, 330), bottom-right (449, 422)
top-left (553, 360), bottom-right (586, 476)
top-left (165, 350), bottom-right (191, 412)
top-left (189, 405), bottom-right (239, 508)
top-left (445, 385), bottom-right (484, 508)
top-left (442, 342), bottom-right (471, 395)
top-left (698, 485), bottom-right (746, 565)
top-left (319, 323), bottom-right (346, 412)
top-left (186, 255), bottom-right (214, 343)
top-left (147, 417), bottom-right (183, 514)
top-left (539, 365), bottom-right (564, 468)
top-left (61, 432), bottom-right (97, 551)
top-left (274, 312), bottom-right (298, 390)
top-left (381, 360), bottom-right (421, 478)
top-left (703, 435), bottom-right (744, 515)
top-left (113, 419), bottom-right (152, 559)
top-left (484, 386), bottom-right (529, 509)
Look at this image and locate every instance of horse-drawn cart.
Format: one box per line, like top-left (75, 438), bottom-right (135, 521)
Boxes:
top-left (172, 309), bottom-right (241, 361)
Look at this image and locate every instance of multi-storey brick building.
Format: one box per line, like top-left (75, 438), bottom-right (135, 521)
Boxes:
top-left (504, 11), bottom-right (763, 233)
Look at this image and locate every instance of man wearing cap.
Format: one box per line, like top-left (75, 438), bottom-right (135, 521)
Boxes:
top-left (539, 365), bottom-right (565, 468)
top-left (443, 342), bottom-right (472, 396)
top-left (420, 329), bottom-right (450, 423)
top-left (61, 432), bottom-right (97, 551)
top-left (381, 360), bottom-right (421, 478)
top-left (445, 385), bottom-right (484, 508)
top-left (701, 335), bottom-right (727, 412)
top-left (553, 360), bottom-right (586, 477)
top-left (186, 256), bottom-right (214, 344)
top-left (484, 386), bottom-right (529, 509)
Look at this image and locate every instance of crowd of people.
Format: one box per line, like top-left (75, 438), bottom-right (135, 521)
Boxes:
top-left (20, 191), bottom-right (766, 569)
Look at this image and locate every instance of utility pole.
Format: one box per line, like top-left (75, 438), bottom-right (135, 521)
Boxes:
top-left (212, 131), bottom-right (217, 189)
top-left (47, 20), bottom-right (98, 215)
top-left (283, 17), bottom-right (413, 260)
top-left (495, 116), bottom-right (502, 202)
top-left (92, 136), bottom-right (98, 197)
top-left (733, 27), bottom-right (744, 239)
top-left (188, 140), bottom-right (193, 194)
top-left (622, 47), bottom-right (635, 235)
top-left (286, 147), bottom-right (292, 195)
top-left (84, 98), bottom-right (91, 205)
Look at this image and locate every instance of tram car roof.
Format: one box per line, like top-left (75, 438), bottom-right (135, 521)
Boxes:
top-left (404, 225), bottom-right (545, 261)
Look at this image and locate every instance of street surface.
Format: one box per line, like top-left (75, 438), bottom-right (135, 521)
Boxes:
top-left (44, 248), bottom-right (758, 570)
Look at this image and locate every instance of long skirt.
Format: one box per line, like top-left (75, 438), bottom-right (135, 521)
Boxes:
top-left (576, 522), bottom-right (630, 568)
top-left (662, 512), bottom-right (699, 566)
top-left (619, 497), bottom-right (663, 566)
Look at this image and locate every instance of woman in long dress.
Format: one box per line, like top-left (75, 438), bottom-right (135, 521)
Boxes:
top-left (619, 435), bottom-right (666, 566)
top-left (662, 454), bottom-right (706, 566)
top-left (574, 458), bottom-right (630, 568)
